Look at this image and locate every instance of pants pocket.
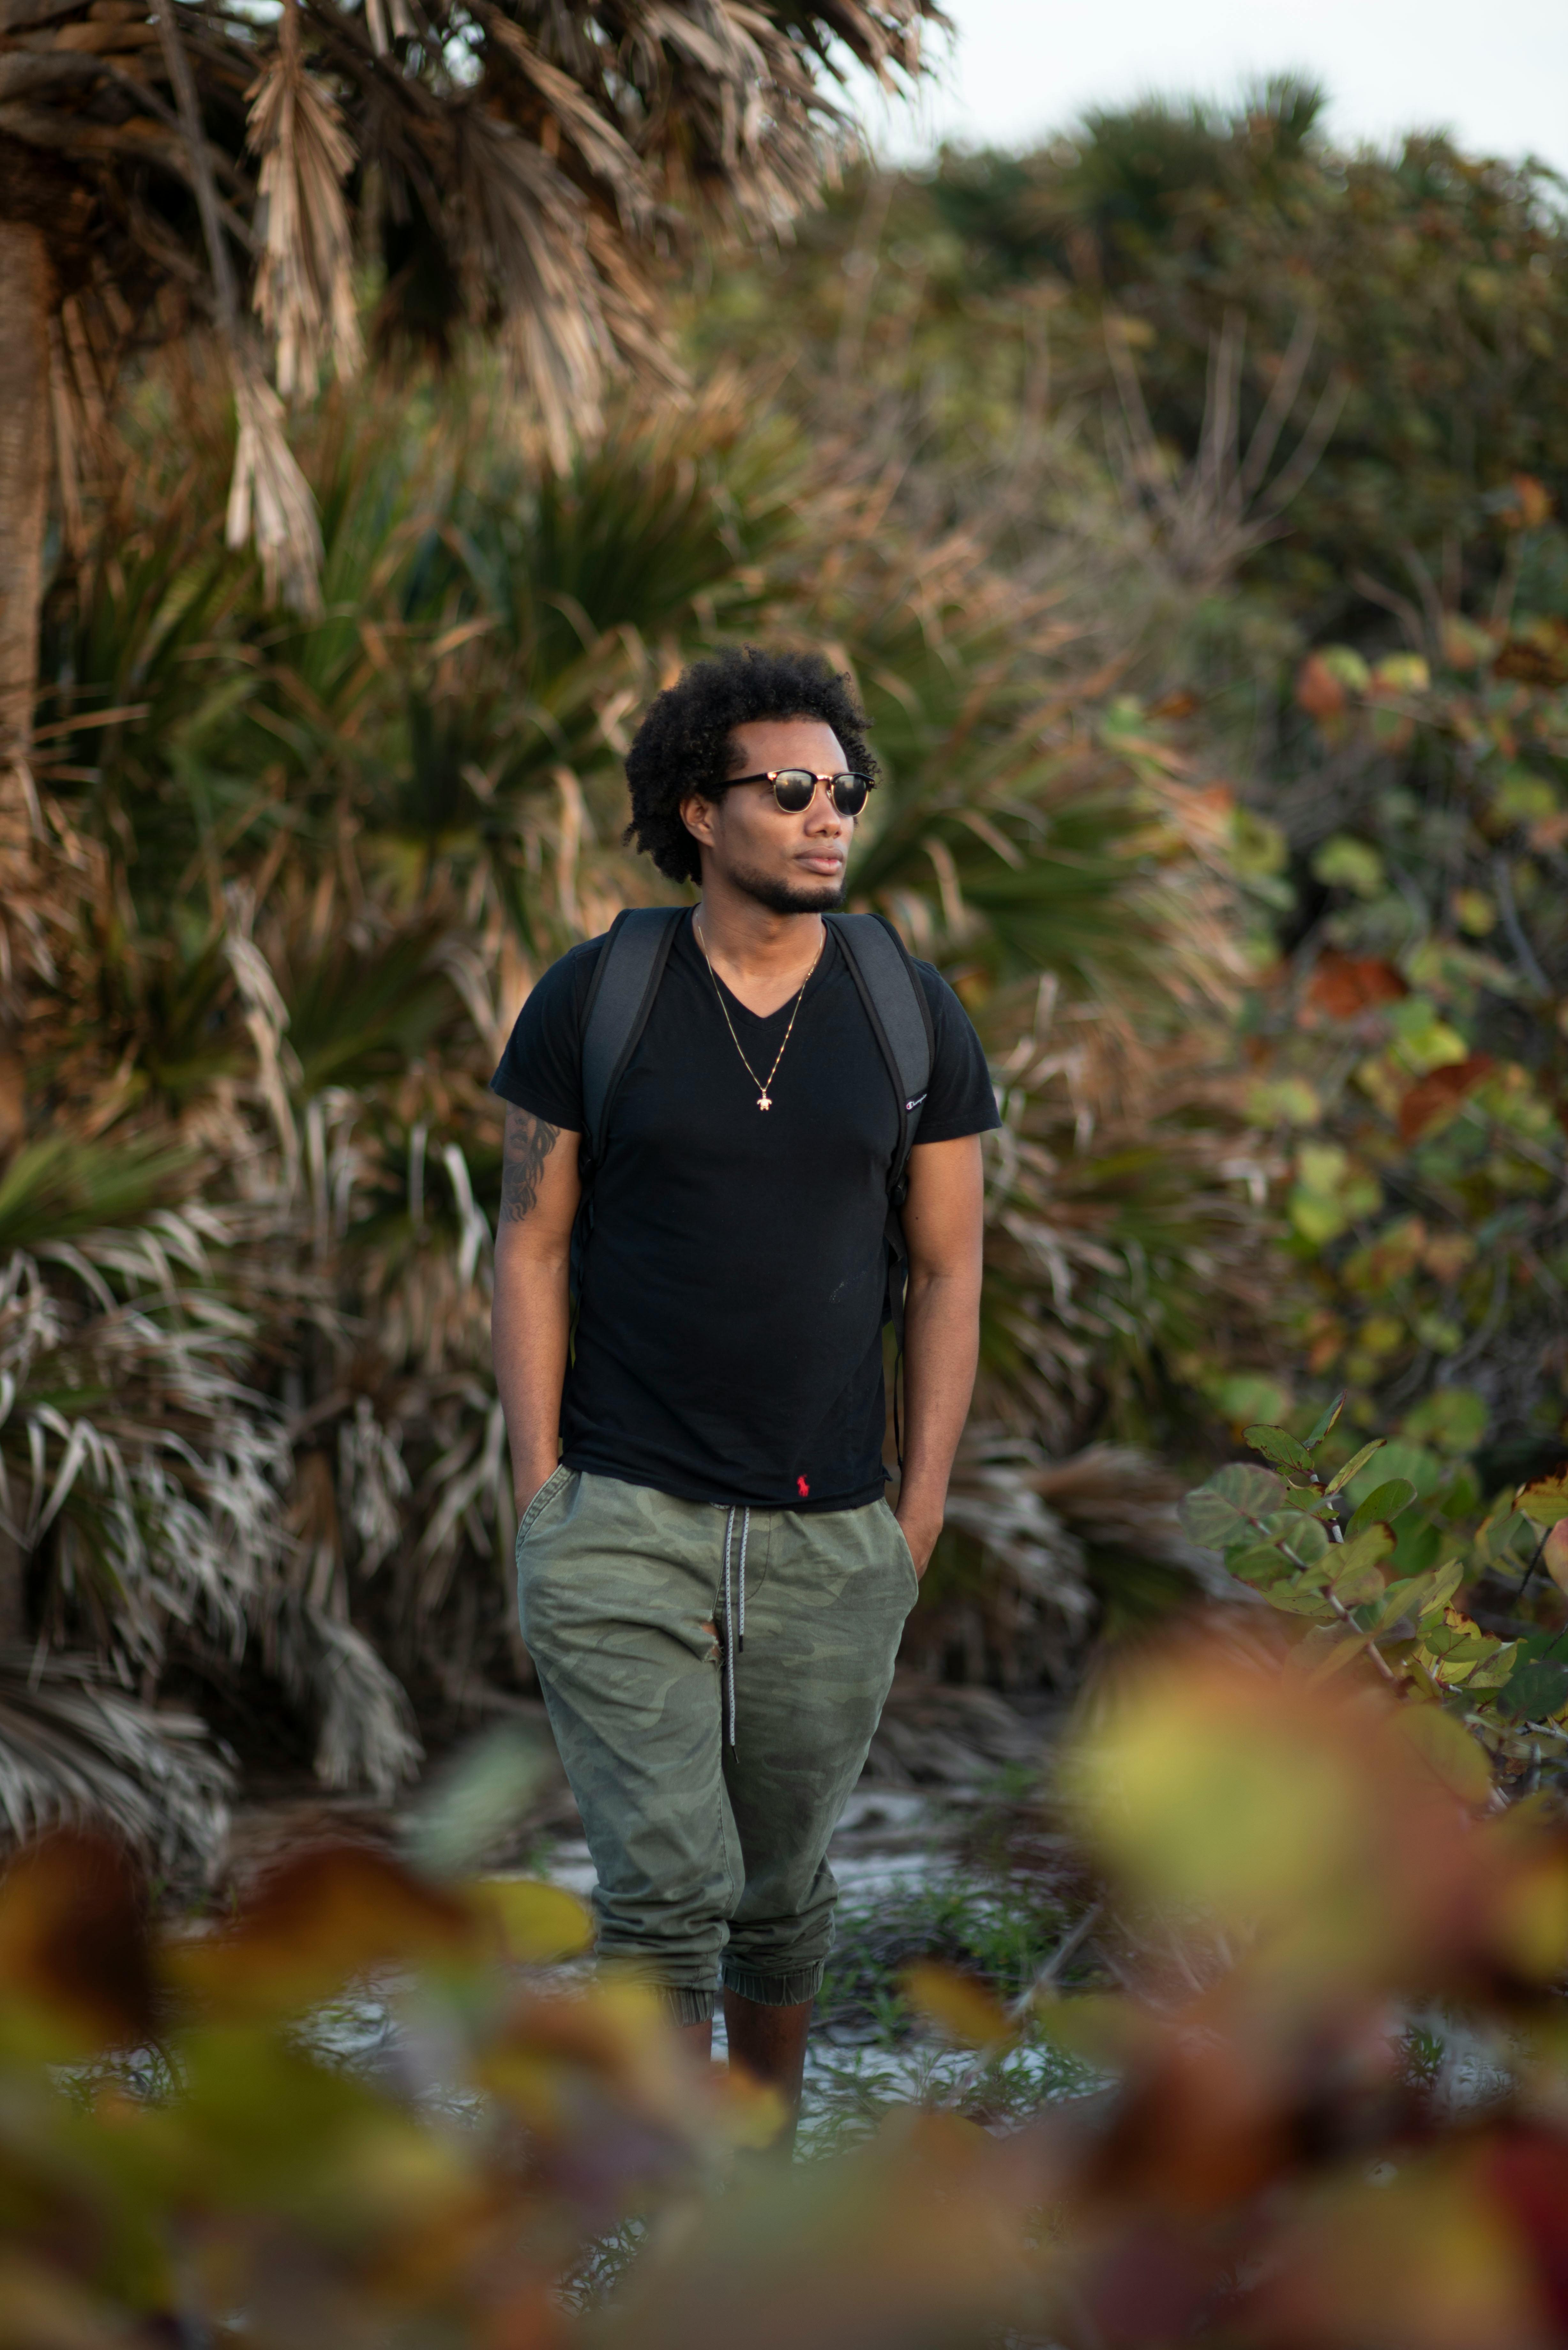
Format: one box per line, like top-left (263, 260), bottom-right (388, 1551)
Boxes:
top-left (879, 1498), bottom-right (921, 1603)
top-left (516, 1462), bottom-right (571, 1549)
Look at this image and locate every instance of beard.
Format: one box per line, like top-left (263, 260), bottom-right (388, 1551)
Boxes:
top-left (727, 859), bottom-right (848, 916)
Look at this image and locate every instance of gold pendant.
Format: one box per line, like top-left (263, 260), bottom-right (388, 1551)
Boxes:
top-left (758, 1092), bottom-right (772, 1111)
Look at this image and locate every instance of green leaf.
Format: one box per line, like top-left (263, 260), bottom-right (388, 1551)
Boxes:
top-left (1414, 1560), bottom-right (1466, 1624)
top-left (1263, 1511), bottom-right (1329, 1566)
top-left (1264, 1574), bottom-right (1335, 1616)
top-left (1494, 1633), bottom-right (1568, 1723)
top-left (1244, 1424), bottom-right (1314, 1472)
top-left (1334, 1523), bottom-right (1395, 1577)
top-left (1225, 1543), bottom-right (1296, 1588)
top-left (1516, 1469), bottom-right (1568, 1528)
top-left (1496, 1661), bottom-right (1568, 1722)
top-left (1394, 1704), bottom-right (1494, 1806)
top-left (1303, 1392), bottom-right (1346, 1451)
top-left (1347, 1479), bottom-right (1417, 1538)
top-left (1331, 1557), bottom-right (1388, 1607)
top-left (1179, 1463), bottom-right (1286, 1549)
top-left (1325, 1440), bottom-right (1386, 1496)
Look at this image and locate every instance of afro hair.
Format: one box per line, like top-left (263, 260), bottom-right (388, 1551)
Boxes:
top-left (622, 644), bottom-right (876, 885)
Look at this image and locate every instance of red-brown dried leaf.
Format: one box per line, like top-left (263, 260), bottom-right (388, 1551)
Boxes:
top-left (0, 1831), bottom-right (153, 2053)
top-left (1295, 653), bottom-right (1347, 723)
top-left (1307, 951), bottom-right (1409, 1020)
top-left (1398, 1055), bottom-right (1494, 1143)
top-left (170, 1842), bottom-right (472, 2014)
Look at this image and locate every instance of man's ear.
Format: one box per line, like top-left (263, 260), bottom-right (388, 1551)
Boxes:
top-left (680, 791), bottom-right (720, 852)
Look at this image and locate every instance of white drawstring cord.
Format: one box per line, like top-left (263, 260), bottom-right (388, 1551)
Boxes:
top-left (720, 1505), bottom-right (750, 1750)
top-left (737, 1507), bottom-right (748, 1652)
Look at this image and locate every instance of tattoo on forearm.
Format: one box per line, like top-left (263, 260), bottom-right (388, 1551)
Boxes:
top-left (501, 1106), bottom-right (559, 1221)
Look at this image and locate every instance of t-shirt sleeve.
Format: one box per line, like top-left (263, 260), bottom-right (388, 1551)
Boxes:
top-left (910, 963), bottom-right (1001, 1143)
top-left (488, 941), bottom-right (600, 1131)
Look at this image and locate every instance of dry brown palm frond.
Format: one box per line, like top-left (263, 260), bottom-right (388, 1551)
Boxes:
top-left (226, 359), bottom-right (326, 613)
top-left (5, 0), bottom-right (945, 621)
top-left (246, 0), bottom-right (362, 401)
top-left (452, 105), bottom-right (621, 469)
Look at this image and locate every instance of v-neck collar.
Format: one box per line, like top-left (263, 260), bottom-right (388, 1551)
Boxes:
top-left (687, 911), bottom-right (837, 1029)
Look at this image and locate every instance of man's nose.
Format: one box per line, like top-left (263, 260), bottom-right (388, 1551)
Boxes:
top-left (805, 786), bottom-right (845, 834)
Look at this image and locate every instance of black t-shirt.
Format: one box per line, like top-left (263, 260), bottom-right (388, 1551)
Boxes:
top-left (490, 912), bottom-right (999, 1512)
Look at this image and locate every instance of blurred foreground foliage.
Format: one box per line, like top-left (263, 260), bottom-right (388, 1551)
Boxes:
top-left (13, 1631), bottom-right (1568, 2345)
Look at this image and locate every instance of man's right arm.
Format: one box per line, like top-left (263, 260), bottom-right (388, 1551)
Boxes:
top-left (492, 1103), bottom-right (582, 1512)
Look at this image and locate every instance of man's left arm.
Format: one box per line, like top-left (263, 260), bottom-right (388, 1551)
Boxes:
top-left (894, 1132), bottom-right (985, 1575)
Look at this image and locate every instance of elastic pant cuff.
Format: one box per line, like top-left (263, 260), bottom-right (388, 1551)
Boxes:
top-left (656, 1983), bottom-right (717, 2025)
top-left (721, 1961), bottom-right (824, 2008)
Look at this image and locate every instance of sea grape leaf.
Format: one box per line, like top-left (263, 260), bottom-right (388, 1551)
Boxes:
top-left (1369, 1569), bottom-right (1438, 1634)
top-left (1303, 1392), bottom-right (1346, 1450)
top-left (1496, 1661), bottom-right (1568, 1722)
top-left (1326, 1440), bottom-right (1386, 1496)
top-left (1394, 1704), bottom-right (1494, 1807)
top-left (1348, 1480), bottom-right (1417, 1538)
top-left (1411, 1559), bottom-right (1465, 1626)
top-left (1264, 1567), bottom-right (1334, 1616)
top-left (1179, 1464), bottom-right (1285, 1548)
top-left (1245, 1424), bottom-right (1314, 1473)
top-left (1331, 1557), bottom-right (1388, 1607)
top-left (1389, 1518), bottom-right (1442, 1577)
top-left (1333, 1523), bottom-right (1395, 1577)
top-left (1263, 1510), bottom-right (1330, 1566)
top-left (1225, 1543), bottom-right (1296, 1588)
top-left (1496, 1633), bottom-right (1568, 1723)
top-left (1516, 1469), bottom-right (1568, 1528)
top-left (1466, 1643), bottom-right (1519, 1693)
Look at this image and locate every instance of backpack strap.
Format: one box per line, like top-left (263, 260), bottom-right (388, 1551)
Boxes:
top-left (578, 906), bottom-right (685, 1175)
top-left (571, 906), bottom-right (683, 1314)
top-left (824, 913), bottom-right (936, 1466)
top-left (825, 912), bottom-right (935, 1204)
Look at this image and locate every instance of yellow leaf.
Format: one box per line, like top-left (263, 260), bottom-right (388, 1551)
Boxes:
top-left (1546, 1520), bottom-right (1568, 1596)
top-left (1492, 1857), bottom-right (1568, 1982)
top-left (1517, 1469), bottom-right (1568, 1528)
top-left (901, 1962), bottom-right (1012, 2048)
top-left (467, 1877), bottom-right (593, 1963)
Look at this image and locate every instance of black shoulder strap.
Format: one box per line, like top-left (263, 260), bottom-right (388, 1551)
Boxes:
top-left (579, 906), bottom-right (684, 1169)
top-left (825, 912), bottom-right (935, 1199)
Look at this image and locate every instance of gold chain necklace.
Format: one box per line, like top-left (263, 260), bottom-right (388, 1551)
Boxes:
top-left (693, 915), bottom-right (823, 1111)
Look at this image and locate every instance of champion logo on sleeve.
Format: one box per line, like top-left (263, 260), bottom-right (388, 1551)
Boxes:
top-left (796, 1475), bottom-right (810, 1499)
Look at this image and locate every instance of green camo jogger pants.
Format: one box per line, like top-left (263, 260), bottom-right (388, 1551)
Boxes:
top-left (516, 1467), bottom-right (919, 2023)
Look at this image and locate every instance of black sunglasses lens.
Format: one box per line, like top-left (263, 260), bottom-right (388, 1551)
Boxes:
top-left (768, 770), bottom-right (870, 814)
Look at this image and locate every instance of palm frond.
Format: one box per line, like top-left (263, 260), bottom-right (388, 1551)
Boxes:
top-left (247, 0), bottom-right (362, 401)
top-left (0, 1648), bottom-right (230, 1881)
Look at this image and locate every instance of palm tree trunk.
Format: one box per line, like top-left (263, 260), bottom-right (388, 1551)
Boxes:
top-left (0, 219), bottom-right (50, 798)
top-left (0, 218), bottom-right (49, 1642)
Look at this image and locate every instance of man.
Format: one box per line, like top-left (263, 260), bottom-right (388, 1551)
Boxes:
top-left (490, 644), bottom-right (997, 2133)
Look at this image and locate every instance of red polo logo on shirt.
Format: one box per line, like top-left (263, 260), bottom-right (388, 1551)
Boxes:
top-left (796, 1475), bottom-right (810, 1498)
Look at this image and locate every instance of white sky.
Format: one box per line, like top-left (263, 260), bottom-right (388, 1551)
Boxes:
top-left (848, 0), bottom-right (1568, 176)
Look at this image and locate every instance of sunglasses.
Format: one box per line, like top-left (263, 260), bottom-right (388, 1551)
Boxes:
top-left (725, 768), bottom-right (875, 816)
